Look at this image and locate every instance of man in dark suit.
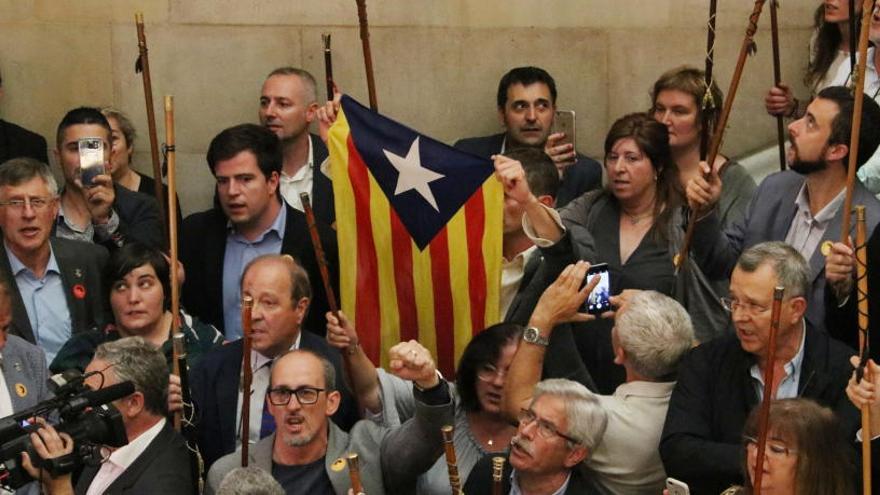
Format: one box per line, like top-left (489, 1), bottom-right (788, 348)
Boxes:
top-left (190, 255), bottom-right (356, 471)
top-left (660, 242), bottom-right (858, 494)
top-left (180, 123), bottom-right (337, 339)
top-left (53, 107), bottom-right (163, 251)
top-left (259, 67), bottom-right (334, 225)
top-left (22, 337), bottom-right (194, 495)
top-left (0, 67), bottom-right (48, 165)
top-left (454, 66), bottom-right (602, 208)
top-left (465, 378), bottom-right (608, 495)
top-left (686, 86), bottom-right (880, 335)
top-left (0, 158), bottom-right (108, 363)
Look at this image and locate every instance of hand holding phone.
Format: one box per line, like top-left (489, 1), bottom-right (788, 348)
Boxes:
top-left (666, 477), bottom-right (690, 495)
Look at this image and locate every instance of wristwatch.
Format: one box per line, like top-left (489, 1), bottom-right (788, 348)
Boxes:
top-left (522, 326), bottom-right (549, 347)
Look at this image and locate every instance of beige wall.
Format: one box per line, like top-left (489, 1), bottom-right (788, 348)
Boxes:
top-left (0, 0), bottom-right (816, 216)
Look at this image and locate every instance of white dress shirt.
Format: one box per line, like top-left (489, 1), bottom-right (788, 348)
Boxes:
top-left (279, 136), bottom-right (315, 212)
top-left (85, 417), bottom-right (167, 495)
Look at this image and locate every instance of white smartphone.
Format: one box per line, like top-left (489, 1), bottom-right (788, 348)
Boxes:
top-left (78, 137), bottom-right (105, 187)
top-left (666, 477), bottom-right (691, 495)
top-left (552, 109), bottom-right (576, 150)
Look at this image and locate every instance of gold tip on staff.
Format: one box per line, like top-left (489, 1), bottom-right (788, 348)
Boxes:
top-left (856, 205), bottom-right (872, 494)
top-left (752, 286), bottom-right (785, 495)
top-left (134, 13), bottom-right (169, 246)
top-left (491, 456), bottom-right (505, 495)
top-left (840, 0), bottom-right (875, 244)
top-left (348, 453), bottom-right (365, 494)
top-left (441, 425), bottom-right (462, 495)
top-left (240, 295), bottom-right (255, 467)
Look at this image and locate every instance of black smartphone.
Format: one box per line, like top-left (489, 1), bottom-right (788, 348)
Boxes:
top-left (583, 263), bottom-right (611, 315)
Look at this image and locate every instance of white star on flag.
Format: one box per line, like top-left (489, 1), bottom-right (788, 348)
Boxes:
top-left (383, 136), bottom-right (445, 211)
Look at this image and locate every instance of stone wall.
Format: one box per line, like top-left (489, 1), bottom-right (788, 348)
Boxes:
top-left (0, 0), bottom-right (816, 215)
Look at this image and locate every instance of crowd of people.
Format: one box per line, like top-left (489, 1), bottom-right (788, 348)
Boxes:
top-left (3, 1), bottom-right (880, 494)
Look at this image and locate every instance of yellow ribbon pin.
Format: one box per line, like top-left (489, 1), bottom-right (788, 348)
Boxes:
top-left (15, 383), bottom-right (26, 398)
top-left (330, 457), bottom-right (347, 472)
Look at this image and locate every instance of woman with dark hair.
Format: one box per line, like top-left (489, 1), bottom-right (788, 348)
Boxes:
top-left (722, 398), bottom-right (854, 495)
top-left (650, 66), bottom-right (756, 230)
top-left (50, 242), bottom-right (223, 373)
top-left (497, 112), bottom-right (726, 393)
top-left (326, 313), bottom-right (521, 494)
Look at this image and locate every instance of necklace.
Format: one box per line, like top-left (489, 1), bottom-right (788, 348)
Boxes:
top-left (623, 210), bottom-right (653, 225)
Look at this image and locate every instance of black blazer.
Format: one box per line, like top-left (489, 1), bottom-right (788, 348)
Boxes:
top-left (453, 132), bottom-right (603, 208)
top-left (0, 237), bottom-right (109, 344)
top-left (109, 184), bottom-right (164, 250)
top-left (0, 119), bottom-right (48, 165)
top-left (75, 421), bottom-right (194, 495)
top-left (310, 134), bottom-right (336, 226)
top-left (660, 327), bottom-right (859, 494)
top-left (189, 333), bottom-right (358, 470)
top-left (179, 202), bottom-right (338, 337)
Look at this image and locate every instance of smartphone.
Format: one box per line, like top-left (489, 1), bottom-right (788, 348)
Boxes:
top-left (552, 110), bottom-right (576, 150)
top-left (666, 478), bottom-right (691, 495)
top-left (583, 263), bottom-right (611, 315)
top-left (78, 137), bottom-right (105, 187)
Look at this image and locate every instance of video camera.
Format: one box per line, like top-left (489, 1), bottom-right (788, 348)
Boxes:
top-left (0, 370), bottom-right (131, 489)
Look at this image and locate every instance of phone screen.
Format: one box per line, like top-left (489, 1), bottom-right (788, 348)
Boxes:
top-left (78, 137), bottom-right (104, 187)
top-left (584, 263), bottom-right (611, 315)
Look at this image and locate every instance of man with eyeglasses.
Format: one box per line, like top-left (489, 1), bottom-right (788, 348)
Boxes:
top-left (0, 157), bottom-right (109, 363)
top-left (205, 345), bottom-right (454, 495)
top-left (660, 241), bottom-right (858, 494)
top-left (189, 254), bottom-right (357, 471)
top-left (464, 378), bottom-right (608, 494)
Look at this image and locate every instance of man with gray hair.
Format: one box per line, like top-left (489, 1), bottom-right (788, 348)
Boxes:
top-left (466, 377), bottom-right (608, 494)
top-left (258, 67), bottom-right (334, 225)
top-left (661, 241), bottom-right (858, 494)
top-left (502, 262), bottom-right (695, 494)
top-left (217, 466), bottom-right (284, 495)
top-left (22, 336), bottom-right (194, 494)
top-left (0, 158), bottom-right (108, 362)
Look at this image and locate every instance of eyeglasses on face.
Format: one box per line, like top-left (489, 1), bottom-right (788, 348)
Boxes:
top-left (266, 386), bottom-right (325, 406)
top-left (0, 197), bottom-right (54, 211)
top-left (518, 408), bottom-right (579, 444)
top-left (477, 364), bottom-right (507, 382)
top-left (719, 297), bottom-right (770, 316)
top-left (743, 435), bottom-right (797, 458)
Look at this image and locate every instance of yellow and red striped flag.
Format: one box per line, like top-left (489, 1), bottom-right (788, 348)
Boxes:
top-left (329, 95), bottom-right (502, 377)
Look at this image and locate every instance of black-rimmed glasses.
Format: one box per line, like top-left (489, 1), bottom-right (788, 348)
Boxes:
top-left (266, 386), bottom-right (325, 406)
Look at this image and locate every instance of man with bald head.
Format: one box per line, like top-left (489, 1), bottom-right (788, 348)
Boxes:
top-left (190, 254), bottom-right (356, 470)
top-left (258, 67), bottom-right (334, 225)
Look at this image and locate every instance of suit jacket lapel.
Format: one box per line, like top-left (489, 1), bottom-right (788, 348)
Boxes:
top-left (0, 247), bottom-right (35, 343)
top-left (4, 347), bottom-right (30, 412)
top-left (104, 423), bottom-right (171, 492)
top-left (53, 240), bottom-right (87, 335)
top-left (220, 341), bottom-right (244, 451)
top-left (204, 213), bottom-right (228, 324)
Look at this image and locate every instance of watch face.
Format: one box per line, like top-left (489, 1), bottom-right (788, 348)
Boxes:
top-left (524, 327), bottom-right (538, 341)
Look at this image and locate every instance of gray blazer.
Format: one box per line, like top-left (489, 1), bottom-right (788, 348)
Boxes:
top-left (206, 385), bottom-right (454, 495)
top-left (3, 334), bottom-right (50, 412)
top-left (691, 170), bottom-right (880, 333)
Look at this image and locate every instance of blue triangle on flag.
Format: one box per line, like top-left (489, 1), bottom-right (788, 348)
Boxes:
top-left (342, 95), bottom-right (494, 250)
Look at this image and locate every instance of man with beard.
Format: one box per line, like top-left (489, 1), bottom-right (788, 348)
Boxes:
top-left (685, 86), bottom-right (880, 334)
top-left (205, 344), bottom-right (454, 495)
top-left (464, 378), bottom-right (609, 494)
top-left (454, 67), bottom-right (602, 208)
top-left (258, 67), bottom-right (334, 225)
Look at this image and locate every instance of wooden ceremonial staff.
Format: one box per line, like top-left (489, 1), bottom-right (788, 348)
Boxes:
top-left (323, 33), bottom-right (335, 102)
top-left (840, 0), bottom-right (875, 242)
top-left (752, 286), bottom-right (785, 495)
top-left (769, 0), bottom-right (786, 171)
top-left (164, 95), bottom-right (182, 432)
top-left (355, 0), bottom-right (378, 110)
top-left (700, 0), bottom-right (718, 161)
top-left (856, 205), bottom-right (873, 494)
top-left (491, 456), bottom-right (505, 495)
top-left (300, 193), bottom-right (340, 315)
top-left (240, 295), bottom-right (255, 467)
top-left (441, 425), bottom-right (462, 495)
top-left (134, 13), bottom-right (168, 243)
top-left (348, 453), bottom-right (365, 494)
top-left (675, 0), bottom-right (768, 271)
